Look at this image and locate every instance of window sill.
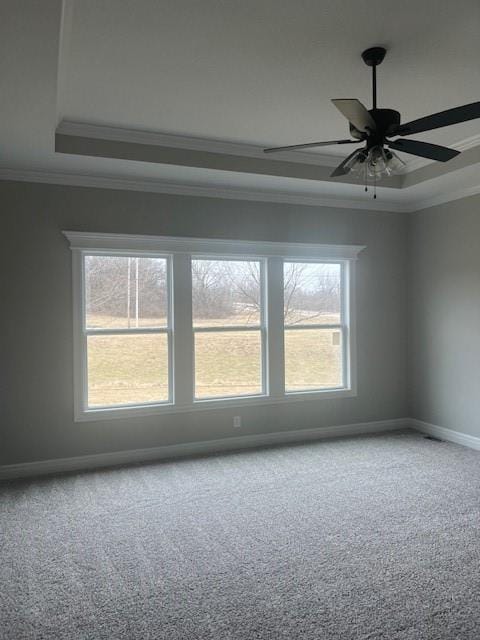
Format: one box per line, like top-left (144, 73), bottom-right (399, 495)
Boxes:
top-left (75, 388), bottom-right (357, 422)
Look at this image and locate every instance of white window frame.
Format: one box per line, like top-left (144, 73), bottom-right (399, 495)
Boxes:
top-left (64, 232), bottom-right (364, 422)
top-left (74, 250), bottom-right (174, 419)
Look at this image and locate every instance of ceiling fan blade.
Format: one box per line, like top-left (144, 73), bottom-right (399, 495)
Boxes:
top-left (331, 99), bottom-right (376, 133)
top-left (388, 138), bottom-right (460, 162)
top-left (330, 149), bottom-right (362, 177)
top-left (264, 139), bottom-right (360, 154)
top-left (392, 102), bottom-right (480, 136)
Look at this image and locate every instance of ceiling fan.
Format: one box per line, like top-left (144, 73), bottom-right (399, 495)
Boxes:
top-left (264, 47), bottom-right (480, 187)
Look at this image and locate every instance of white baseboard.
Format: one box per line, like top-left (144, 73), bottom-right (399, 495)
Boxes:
top-left (0, 418), bottom-right (408, 480)
top-left (3, 418), bottom-right (478, 481)
top-left (410, 418), bottom-right (480, 451)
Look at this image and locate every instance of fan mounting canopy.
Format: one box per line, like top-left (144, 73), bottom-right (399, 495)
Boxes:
top-left (361, 47), bottom-right (386, 67)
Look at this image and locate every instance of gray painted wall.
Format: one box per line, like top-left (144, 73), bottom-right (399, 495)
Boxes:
top-left (1, 180), bottom-right (408, 465)
top-left (409, 194), bottom-right (480, 437)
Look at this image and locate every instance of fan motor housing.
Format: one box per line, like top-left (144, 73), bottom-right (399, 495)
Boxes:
top-left (349, 108), bottom-right (401, 143)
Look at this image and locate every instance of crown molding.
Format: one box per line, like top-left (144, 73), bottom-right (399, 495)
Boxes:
top-left (1, 164), bottom-right (480, 214)
top-left (56, 1), bottom-right (75, 125)
top-left (454, 133), bottom-right (480, 153)
top-left (0, 167), bottom-right (408, 212)
top-left (57, 120), bottom-right (343, 168)
top-left (57, 121), bottom-right (480, 178)
top-left (410, 183), bottom-right (480, 212)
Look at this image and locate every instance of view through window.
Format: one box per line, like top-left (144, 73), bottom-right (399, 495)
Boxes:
top-left (192, 258), bottom-right (264, 399)
top-left (284, 262), bottom-right (343, 391)
top-left (85, 255), bottom-right (170, 407)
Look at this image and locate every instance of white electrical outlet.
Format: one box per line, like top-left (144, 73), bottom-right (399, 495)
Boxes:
top-left (233, 416), bottom-right (242, 428)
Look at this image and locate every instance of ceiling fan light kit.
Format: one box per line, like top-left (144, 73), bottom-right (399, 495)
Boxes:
top-left (264, 47), bottom-right (480, 199)
top-left (344, 146), bottom-right (406, 179)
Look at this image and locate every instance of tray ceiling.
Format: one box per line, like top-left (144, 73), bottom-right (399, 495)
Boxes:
top-left (1, 0), bottom-right (479, 211)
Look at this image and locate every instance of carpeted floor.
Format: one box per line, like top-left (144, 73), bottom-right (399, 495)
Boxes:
top-left (1, 430), bottom-right (480, 639)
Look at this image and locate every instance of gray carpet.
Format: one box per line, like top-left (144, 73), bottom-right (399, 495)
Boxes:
top-left (2, 430), bottom-right (480, 639)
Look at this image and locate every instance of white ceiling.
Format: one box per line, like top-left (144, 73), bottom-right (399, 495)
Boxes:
top-left (1, 0), bottom-right (480, 211)
top-left (62, 0), bottom-right (480, 150)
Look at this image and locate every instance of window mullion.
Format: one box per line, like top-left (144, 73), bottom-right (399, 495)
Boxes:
top-left (172, 253), bottom-right (194, 406)
top-left (284, 323), bottom-right (342, 331)
top-left (74, 249), bottom-right (88, 418)
top-left (344, 259), bottom-right (356, 393)
top-left (193, 325), bottom-right (260, 333)
top-left (85, 328), bottom-right (168, 336)
top-left (266, 257), bottom-right (285, 397)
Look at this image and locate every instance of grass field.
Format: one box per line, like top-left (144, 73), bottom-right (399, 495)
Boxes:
top-left (87, 315), bottom-right (342, 407)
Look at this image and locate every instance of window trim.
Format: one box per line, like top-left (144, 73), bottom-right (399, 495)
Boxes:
top-left (65, 232), bottom-right (364, 422)
top-left (78, 251), bottom-right (174, 414)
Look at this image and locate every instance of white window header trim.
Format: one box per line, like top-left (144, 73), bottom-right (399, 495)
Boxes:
top-left (63, 231), bottom-right (365, 261)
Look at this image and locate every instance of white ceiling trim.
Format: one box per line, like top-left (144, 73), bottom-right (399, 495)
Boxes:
top-left (0, 167), bottom-right (406, 212)
top-left (410, 183), bottom-right (480, 212)
top-left (56, 0), bottom-right (75, 126)
top-left (56, 121), bottom-right (480, 176)
top-left (56, 120), bottom-right (356, 169)
top-left (454, 133), bottom-right (480, 153)
top-left (1, 163), bottom-right (479, 214)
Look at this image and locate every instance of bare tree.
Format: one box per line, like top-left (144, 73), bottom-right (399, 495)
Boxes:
top-left (86, 256), bottom-right (167, 322)
top-left (192, 260), bottom-right (233, 319)
top-left (191, 260), bottom-right (263, 322)
top-left (86, 256), bottom-right (340, 327)
top-left (284, 263), bottom-right (340, 324)
top-left (222, 261), bottom-right (261, 323)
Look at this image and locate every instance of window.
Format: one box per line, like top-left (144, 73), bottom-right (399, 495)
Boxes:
top-left (65, 232), bottom-right (362, 420)
top-left (192, 259), bottom-right (265, 399)
top-left (284, 262), bottom-right (343, 392)
top-left (83, 254), bottom-right (171, 409)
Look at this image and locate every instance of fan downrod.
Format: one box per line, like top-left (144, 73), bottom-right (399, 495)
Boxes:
top-left (361, 47), bottom-right (386, 67)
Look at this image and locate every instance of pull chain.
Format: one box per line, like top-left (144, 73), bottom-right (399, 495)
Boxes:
top-left (362, 159), bottom-right (378, 200)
